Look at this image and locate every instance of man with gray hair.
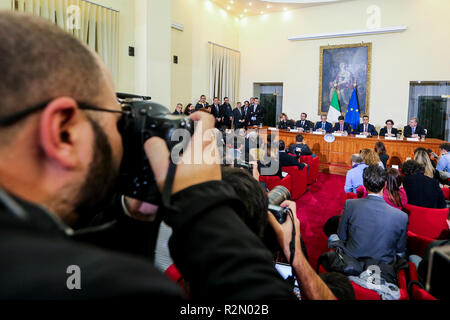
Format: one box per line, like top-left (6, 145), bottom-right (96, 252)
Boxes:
top-left (344, 154), bottom-right (368, 193)
top-left (403, 117), bottom-right (426, 138)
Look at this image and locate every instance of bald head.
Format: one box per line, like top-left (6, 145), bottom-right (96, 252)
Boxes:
top-left (0, 12), bottom-right (106, 138)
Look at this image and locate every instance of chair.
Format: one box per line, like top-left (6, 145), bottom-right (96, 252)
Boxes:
top-left (281, 166), bottom-right (307, 200)
top-left (355, 185), bottom-right (368, 198)
top-left (403, 204), bottom-right (449, 239)
top-left (407, 231), bottom-right (435, 258)
top-left (346, 192), bottom-right (358, 200)
top-left (259, 174), bottom-right (292, 193)
top-left (407, 262), bottom-right (438, 300)
top-left (300, 155), bottom-right (319, 185)
top-left (441, 187), bottom-right (450, 200)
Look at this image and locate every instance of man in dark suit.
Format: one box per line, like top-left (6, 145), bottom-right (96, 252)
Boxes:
top-left (354, 115), bottom-right (378, 136)
top-left (295, 113), bottom-right (314, 132)
top-left (242, 101), bottom-right (251, 129)
top-left (288, 134), bottom-right (313, 158)
top-left (402, 160), bottom-right (446, 208)
top-left (195, 95), bottom-right (208, 111)
top-left (210, 97), bottom-right (223, 129)
top-left (249, 98), bottom-right (263, 126)
top-left (333, 116), bottom-right (351, 133)
top-left (403, 117), bottom-right (426, 138)
top-left (278, 140), bottom-right (306, 171)
top-left (332, 165), bottom-right (408, 265)
top-left (221, 97), bottom-right (233, 130)
top-left (314, 115), bottom-right (333, 133)
top-left (232, 102), bottom-right (245, 129)
top-left (379, 119), bottom-right (399, 137)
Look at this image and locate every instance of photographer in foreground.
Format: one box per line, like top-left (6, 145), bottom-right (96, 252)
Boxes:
top-left (0, 12), bottom-right (294, 300)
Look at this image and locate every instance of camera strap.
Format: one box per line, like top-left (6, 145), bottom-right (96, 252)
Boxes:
top-left (161, 160), bottom-right (178, 209)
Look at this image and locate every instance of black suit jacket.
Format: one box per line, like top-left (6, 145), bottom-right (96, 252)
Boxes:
top-left (278, 120), bottom-right (295, 130)
top-left (333, 122), bottom-right (352, 133)
top-left (232, 108), bottom-right (245, 128)
top-left (379, 127), bottom-right (399, 137)
top-left (355, 123), bottom-right (378, 136)
top-left (195, 102), bottom-right (208, 111)
top-left (0, 183), bottom-right (295, 300)
top-left (211, 104), bottom-right (223, 119)
top-left (295, 120), bottom-right (314, 131)
top-left (221, 103), bottom-right (233, 124)
top-left (279, 151), bottom-right (305, 170)
top-left (287, 143), bottom-right (313, 157)
top-left (403, 125), bottom-right (426, 138)
top-left (403, 174), bottom-right (447, 209)
top-left (249, 104), bottom-right (263, 126)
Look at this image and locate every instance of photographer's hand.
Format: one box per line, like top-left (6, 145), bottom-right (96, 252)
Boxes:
top-left (122, 196), bottom-right (159, 222)
top-left (267, 201), bottom-right (336, 300)
top-left (144, 111), bottom-right (221, 194)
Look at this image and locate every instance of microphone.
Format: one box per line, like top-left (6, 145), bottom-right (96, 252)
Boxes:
top-left (428, 149), bottom-right (439, 158)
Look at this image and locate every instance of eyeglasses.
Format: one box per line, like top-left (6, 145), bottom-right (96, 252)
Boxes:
top-left (0, 100), bottom-right (128, 127)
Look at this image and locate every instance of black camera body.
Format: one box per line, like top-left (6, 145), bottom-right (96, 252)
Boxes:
top-left (234, 160), bottom-right (253, 175)
top-left (268, 204), bottom-right (290, 224)
top-left (118, 96), bottom-right (194, 204)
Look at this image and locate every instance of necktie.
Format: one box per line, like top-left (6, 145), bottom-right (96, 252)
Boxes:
top-left (412, 127), bottom-right (416, 134)
top-left (340, 124), bottom-right (343, 131)
top-left (365, 125), bottom-right (368, 133)
top-left (322, 123), bottom-right (325, 130)
top-left (302, 121), bottom-right (305, 127)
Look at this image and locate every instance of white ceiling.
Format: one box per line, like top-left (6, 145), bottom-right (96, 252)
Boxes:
top-left (211, 0), bottom-right (354, 18)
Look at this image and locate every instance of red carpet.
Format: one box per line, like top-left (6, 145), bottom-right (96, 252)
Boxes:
top-left (296, 173), bottom-right (347, 269)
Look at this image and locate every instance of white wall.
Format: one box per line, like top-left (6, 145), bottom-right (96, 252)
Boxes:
top-left (238, 0), bottom-right (450, 129)
top-left (170, 0), bottom-right (240, 108)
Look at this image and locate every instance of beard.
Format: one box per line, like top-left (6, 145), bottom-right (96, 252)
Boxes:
top-left (72, 117), bottom-right (120, 228)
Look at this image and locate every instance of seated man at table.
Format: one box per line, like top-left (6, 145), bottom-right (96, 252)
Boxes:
top-left (288, 134), bottom-right (314, 158)
top-left (279, 140), bottom-right (307, 171)
top-left (333, 116), bottom-right (351, 134)
top-left (403, 117), bottom-right (426, 138)
top-left (379, 119), bottom-right (399, 137)
top-left (314, 115), bottom-right (333, 133)
top-left (344, 154), bottom-right (368, 193)
top-left (295, 113), bottom-right (314, 132)
top-left (354, 115), bottom-right (378, 136)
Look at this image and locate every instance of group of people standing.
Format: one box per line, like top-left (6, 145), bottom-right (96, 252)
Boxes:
top-left (173, 95), bottom-right (264, 129)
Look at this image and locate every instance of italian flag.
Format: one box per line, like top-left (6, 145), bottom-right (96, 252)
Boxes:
top-left (327, 88), bottom-right (341, 123)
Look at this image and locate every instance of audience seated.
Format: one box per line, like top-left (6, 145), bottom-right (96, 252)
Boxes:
top-left (361, 148), bottom-right (384, 169)
top-left (414, 147), bottom-right (441, 181)
top-left (332, 165), bottom-right (408, 265)
top-left (402, 160), bottom-right (447, 209)
top-left (344, 154), bottom-right (368, 193)
top-left (278, 140), bottom-right (306, 171)
top-left (375, 141), bottom-right (389, 168)
top-left (436, 143), bottom-right (450, 179)
top-left (287, 134), bottom-right (313, 158)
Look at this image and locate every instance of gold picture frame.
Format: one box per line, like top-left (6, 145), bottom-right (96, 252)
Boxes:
top-left (318, 43), bottom-right (372, 117)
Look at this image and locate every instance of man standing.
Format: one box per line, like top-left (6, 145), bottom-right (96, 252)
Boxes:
top-left (221, 97), bottom-right (233, 130)
top-left (250, 98), bottom-right (263, 126)
top-left (314, 115), bottom-right (332, 133)
top-left (355, 115), bottom-right (378, 136)
top-left (333, 116), bottom-right (351, 133)
top-left (195, 95), bottom-right (208, 111)
top-left (211, 97), bottom-right (223, 129)
top-left (243, 101), bottom-right (251, 129)
top-left (233, 102), bottom-right (245, 129)
top-left (403, 117), bottom-right (426, 138)
top-left (295, 113), bottom-right (314, 132)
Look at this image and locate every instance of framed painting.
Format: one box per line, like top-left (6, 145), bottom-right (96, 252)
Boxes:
top-left (318, 43), bottom-right (372, 116)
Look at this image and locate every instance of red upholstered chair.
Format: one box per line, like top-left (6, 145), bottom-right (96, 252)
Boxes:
top-left (407, 262), bottom-right (438, 300)
top-left (442, 187), bottom-right (450, 200)
top-left (281, 166), bottom-right (307, 200)
top-left (165, 264), bottom-right (184, 290)
top-left (403, 204), bottom-right (449, 239)
top-left (259, 174), bottom-right (292, 193)
top-left (346, 192), bottom-right (358, 200)
top-left (407, 231), bottom-right (435, 258)
top-left (300, 155), bottom-right (319, 185)
top-left (355, 185), bottom-right (368, 198)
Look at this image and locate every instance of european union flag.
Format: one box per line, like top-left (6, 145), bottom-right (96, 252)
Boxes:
top-left (345, 88), bottom-right (360, 133)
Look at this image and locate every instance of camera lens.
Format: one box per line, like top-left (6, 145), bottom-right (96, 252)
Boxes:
top-left (268, 186), bottom-right (291, 206)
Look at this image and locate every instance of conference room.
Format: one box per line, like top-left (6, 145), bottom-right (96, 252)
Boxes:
top-left (0, 0), bottom-right (449, 308)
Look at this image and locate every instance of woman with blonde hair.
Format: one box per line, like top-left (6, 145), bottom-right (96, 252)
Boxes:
top-left (361, 148), bottom-right (384, 168)
top-left (278, 113), bottom-right (291, 130)
top-left (414, 148), bottom-right (439, 180)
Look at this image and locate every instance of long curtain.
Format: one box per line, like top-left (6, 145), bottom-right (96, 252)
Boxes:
top-left (209, 43), bottom-right (240, 106)
top-left (12, 0), bottom-right (119, 84)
